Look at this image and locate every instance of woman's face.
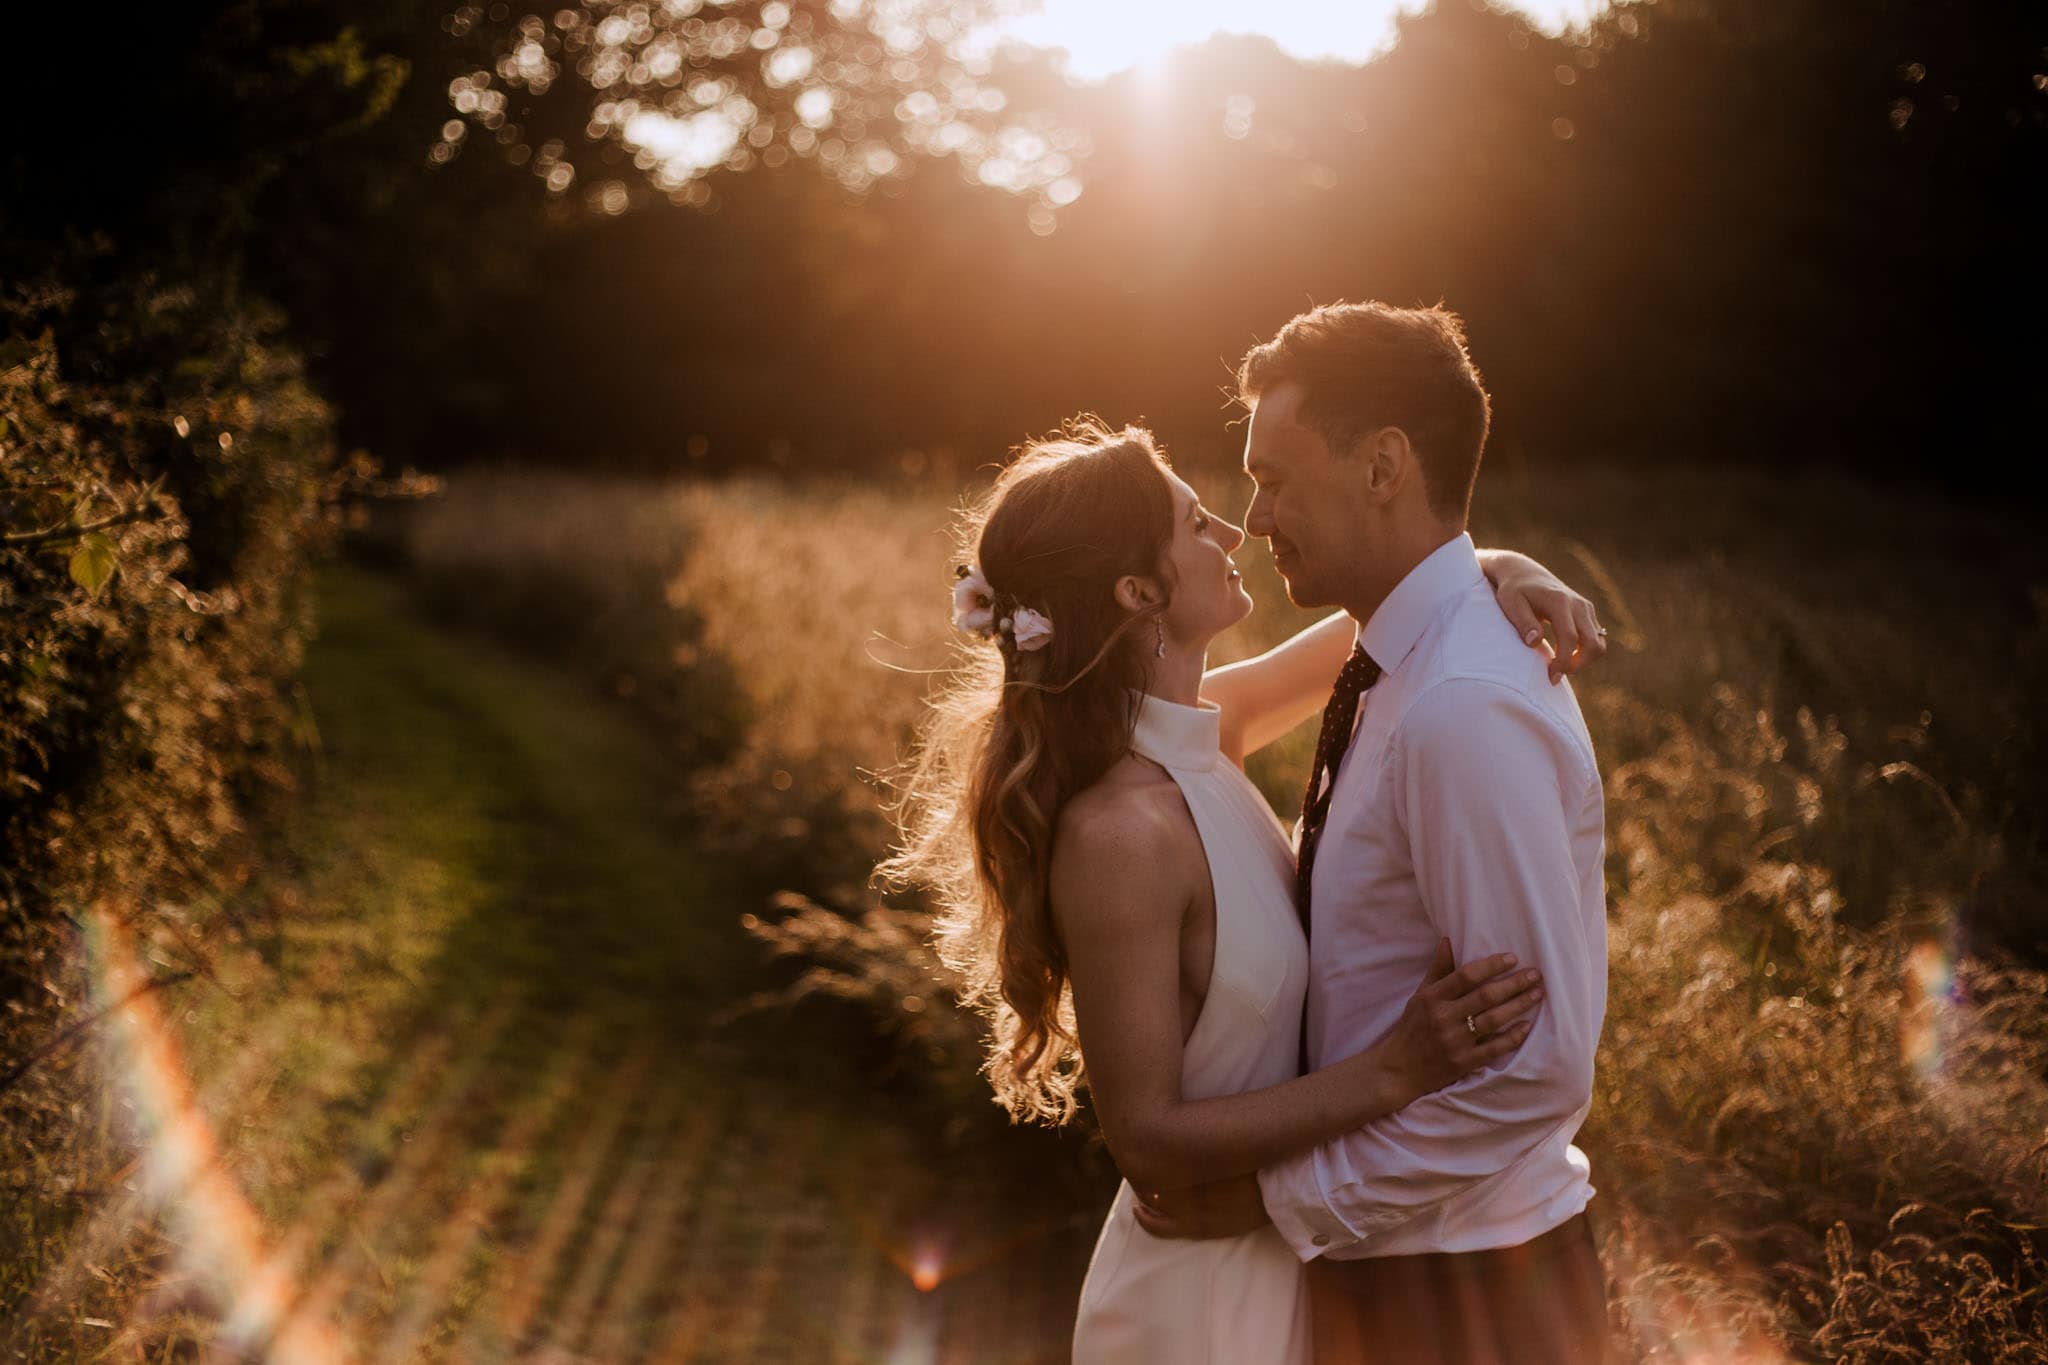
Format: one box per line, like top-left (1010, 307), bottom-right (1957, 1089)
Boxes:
top-left (1159, 471), bottom-right (1253, 645)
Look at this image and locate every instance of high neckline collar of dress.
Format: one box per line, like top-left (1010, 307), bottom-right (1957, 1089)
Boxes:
top-left (1129, 691), bottom-right (1222, 772)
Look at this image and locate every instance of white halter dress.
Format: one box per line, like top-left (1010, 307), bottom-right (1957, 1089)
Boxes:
top-left (1071, 693), bottom-right (1312, 1365)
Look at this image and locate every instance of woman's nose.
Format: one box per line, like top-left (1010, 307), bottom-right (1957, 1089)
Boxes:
top-left (1220, 517), bottom-right (1247, 551)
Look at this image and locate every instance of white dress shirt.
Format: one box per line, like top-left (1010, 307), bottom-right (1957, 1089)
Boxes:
top-left (1257, 532), bottom-right (1608, 1260)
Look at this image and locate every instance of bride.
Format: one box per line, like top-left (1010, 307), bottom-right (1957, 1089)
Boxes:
top-left (881, 420), bottom-right (1594, 1362)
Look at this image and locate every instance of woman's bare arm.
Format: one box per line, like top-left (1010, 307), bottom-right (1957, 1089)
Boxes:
top-left (1202, 610), bottom-right (1354, 765)
top-left (1202, 548), bottom-right (1608, 763)
top-left (1051, 789), bottom-right (1540, 1194)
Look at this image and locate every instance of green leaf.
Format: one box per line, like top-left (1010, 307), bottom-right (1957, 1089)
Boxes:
top-left (68, 532), bottom-right (117, 596)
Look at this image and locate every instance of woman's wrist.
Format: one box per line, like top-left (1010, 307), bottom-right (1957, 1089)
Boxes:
top-left (1476, 546), bottom-right (1535, 590)
top-left (1475, 546), bottom-right (1504, 587)
top-left (1339, 1044), bottom-right (1423, 1125)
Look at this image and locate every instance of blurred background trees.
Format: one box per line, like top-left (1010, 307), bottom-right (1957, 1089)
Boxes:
top-left (323, 0), bottom-right (2048, 483)
top-left (8, 0), bottom-right (2044, 1107)
top-left (14, 0), bottom-right (2039, 485)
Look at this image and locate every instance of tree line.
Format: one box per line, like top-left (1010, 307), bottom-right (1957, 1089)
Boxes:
top-left (329, 0), bottom-right (2048, 484)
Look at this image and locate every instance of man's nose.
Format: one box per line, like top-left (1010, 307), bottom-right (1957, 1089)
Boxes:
top-left (1244, 495), bottom-right (1274, 539)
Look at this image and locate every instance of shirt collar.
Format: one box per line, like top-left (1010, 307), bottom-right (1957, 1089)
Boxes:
top-left (1358, 531), bottom-right (1484, 675)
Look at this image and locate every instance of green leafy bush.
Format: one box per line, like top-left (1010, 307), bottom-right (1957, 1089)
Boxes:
top-left (0, 263), bottom-right (344, 1322)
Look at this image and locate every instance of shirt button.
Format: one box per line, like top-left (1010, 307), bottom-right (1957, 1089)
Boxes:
top-left (1311, 1234), bottom-right (1330, 1247)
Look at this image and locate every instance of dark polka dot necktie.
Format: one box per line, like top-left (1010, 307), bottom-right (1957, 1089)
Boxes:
top-left (1295, 643), bottom-right (1381, 936)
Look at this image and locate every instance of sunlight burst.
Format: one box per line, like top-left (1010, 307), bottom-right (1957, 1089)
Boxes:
top-left (998, 0), bottom-right (1614, 81)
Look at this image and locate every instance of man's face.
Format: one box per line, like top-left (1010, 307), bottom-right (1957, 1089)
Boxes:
top-left (1241, 381), bottom-right (1367, 609)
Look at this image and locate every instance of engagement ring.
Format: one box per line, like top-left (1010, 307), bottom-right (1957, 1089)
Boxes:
top-left (1465, 1015), bottom-right (1478, 1035)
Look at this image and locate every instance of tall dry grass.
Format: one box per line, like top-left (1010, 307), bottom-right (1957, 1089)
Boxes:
top-left (379, 464), bottom-right (2048, 1360)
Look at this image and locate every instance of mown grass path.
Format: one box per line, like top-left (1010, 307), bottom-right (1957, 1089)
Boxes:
top-left (71, 563), bottom-right (1095, 1362)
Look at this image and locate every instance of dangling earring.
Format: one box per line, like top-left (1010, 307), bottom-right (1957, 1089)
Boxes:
top-left (1154, 615), bottom-right (1167, 658)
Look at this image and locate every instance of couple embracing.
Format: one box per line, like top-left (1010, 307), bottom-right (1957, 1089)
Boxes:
top-left (886, 302), bottom-right (1611, 1363)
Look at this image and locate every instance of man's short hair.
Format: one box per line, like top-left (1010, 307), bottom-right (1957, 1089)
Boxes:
top-left (1237, 302), bottom-right (1492, 521)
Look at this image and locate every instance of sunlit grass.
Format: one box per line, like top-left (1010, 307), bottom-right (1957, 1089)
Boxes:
top-left (11, 463), bottom-right (2042, 1360)
top-left (375, 463), bottom-right (2048, 1360)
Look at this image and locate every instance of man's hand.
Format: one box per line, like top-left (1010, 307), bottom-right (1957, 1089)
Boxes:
top-left (1132, 1173), bottom-right (1271, 1240)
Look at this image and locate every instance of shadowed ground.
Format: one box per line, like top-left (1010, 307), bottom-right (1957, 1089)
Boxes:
top-left (34, 563), bottom-right (1099, 1361)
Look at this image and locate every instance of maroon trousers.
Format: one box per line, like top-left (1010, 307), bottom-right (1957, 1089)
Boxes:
top-left (1305, 1212), bottom-right (1608, 1365)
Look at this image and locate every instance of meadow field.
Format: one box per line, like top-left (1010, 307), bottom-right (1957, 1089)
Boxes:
top-left (366, 459), bottom-right (2048, 1361)
top-left (8, 458), bottom-right (2045, 1361)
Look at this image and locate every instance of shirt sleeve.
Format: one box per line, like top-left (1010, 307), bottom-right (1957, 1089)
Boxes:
top-left (1257, 677), bottom-right (1602, 1259)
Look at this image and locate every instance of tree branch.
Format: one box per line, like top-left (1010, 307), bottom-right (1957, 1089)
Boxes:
top-left (1, 503), bottom-right (162, 549)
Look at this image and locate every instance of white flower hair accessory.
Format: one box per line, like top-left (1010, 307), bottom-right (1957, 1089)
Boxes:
top-left (1007, 607), bottom-right (1054, 652)
top-left (951, 564), bottom-right (1055, 653)
top-left (951, 564), bottom-right (995, 635)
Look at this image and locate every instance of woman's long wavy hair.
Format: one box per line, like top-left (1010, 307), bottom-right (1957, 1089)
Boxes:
top-left (878, 420), bottom-right (1179, 1124)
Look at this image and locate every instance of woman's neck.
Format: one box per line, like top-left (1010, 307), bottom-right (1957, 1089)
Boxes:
top-left (1145, 641), bottom-right (1209, 707)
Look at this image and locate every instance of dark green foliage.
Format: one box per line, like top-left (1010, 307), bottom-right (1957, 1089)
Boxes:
top-left (0, 269), bottom-right (335, 921)
top-left (0, 6), bottom-right (424, 1305)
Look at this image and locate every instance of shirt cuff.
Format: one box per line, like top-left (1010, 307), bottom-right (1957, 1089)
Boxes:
top-left (1257, 1159), bottom-right (1407, 1261)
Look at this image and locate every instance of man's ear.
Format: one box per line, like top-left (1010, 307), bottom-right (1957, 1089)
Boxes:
top-left (1361, 427), bottom-right (1414, 507)
top-left (1114, 574), bottom-right (1163, 614)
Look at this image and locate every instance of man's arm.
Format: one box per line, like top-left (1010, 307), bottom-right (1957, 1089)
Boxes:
top-left (1254, 677), bottom-right (1603, 1259)
top-left (1060, 790), bottom-right (1547, 1195)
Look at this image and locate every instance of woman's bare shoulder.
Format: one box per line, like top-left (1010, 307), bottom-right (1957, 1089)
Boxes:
top-left (1050, 757), bottom-right (1201, 929)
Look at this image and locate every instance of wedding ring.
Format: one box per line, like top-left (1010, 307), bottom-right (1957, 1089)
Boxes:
top-left (1596, 627), bottom-right (1609, 636)
top-left (1465, 1015), bottom-right (1478, 1035)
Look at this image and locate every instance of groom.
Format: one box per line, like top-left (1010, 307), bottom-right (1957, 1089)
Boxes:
top-left (1138, 302), bottom-right (1610, 1363)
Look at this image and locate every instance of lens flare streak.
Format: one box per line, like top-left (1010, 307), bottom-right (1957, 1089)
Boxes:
top-left (85, 906), bottom-right (346, 1365)
top-left (1900, 937), bottom-right (1956, 1077)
